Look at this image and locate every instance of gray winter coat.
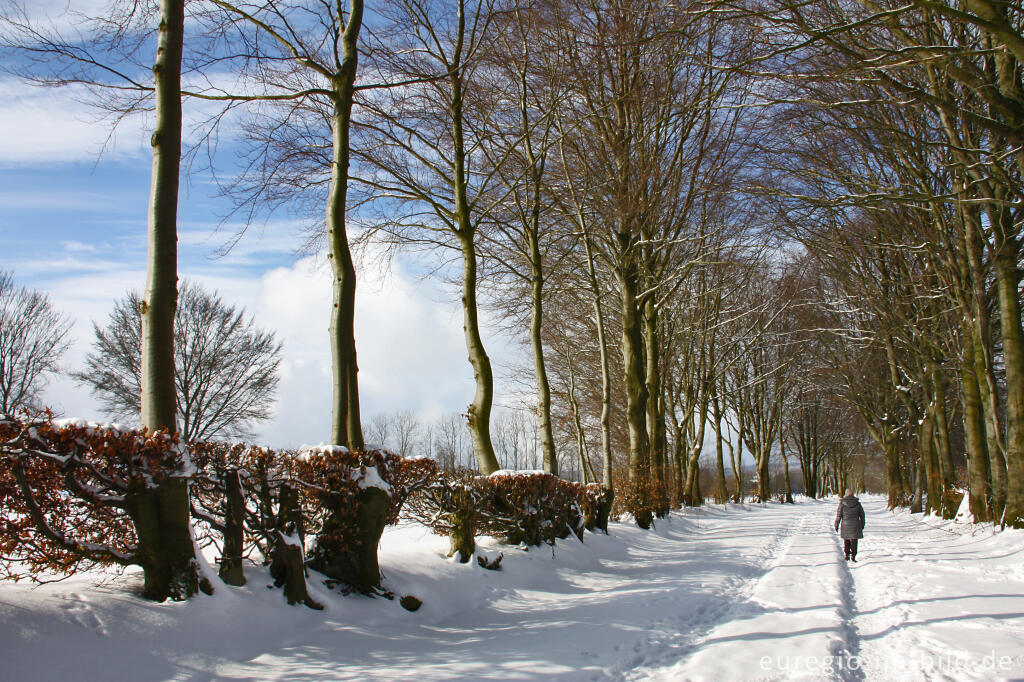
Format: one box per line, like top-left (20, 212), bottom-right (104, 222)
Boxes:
top-left (834, 495), bottom-right (865, 539)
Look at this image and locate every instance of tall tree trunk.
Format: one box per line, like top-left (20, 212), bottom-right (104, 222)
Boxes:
top-left (974, 321), bottom-right (1008, 519)
top-left (581, 229), bottom-right (614, 490)
top-left (961, 325), bottom-right (992, 522)
top-left (780, 431), bottom-right (793, 504)
top-left (730, 410), bottom-right (745, 502)
top-left (683, 388), bottom-right (709, 506)
top-left (137, 0), bottom-right (205, 603)
top-left (565, 350), bottom-right (596, 483)
top-left (964, 206), bottom-right (1008, 519)
top-left (667, 390), bottom-right (685, 505)
top-left (270, 484), bottom-right (320, 609)
top-left (643, 298), bottom-right (669, 517)
top-left (872, 423), bottom-right (905, 508)
top-left (128, 477), bottom-right (210, 602)
top-left (449, 15), bottom-right (499, 474)
top-left (457, 232), bottom-right (499, 473)
top-left (712, 392), bottom-right (728, 503)
top-left (327, 2), bottom-right (365, 449)
top-left (919, 407), bottom-right (941, 515)
top-left (930, 360), bottom-right (957, 518)
top-left (930, 363), bottom-right (955, 482)
top-left (529, 242), bottom-right (557, 475)
top-left (219, 469), bottom-right (246, 586)
top-left (618, 268), bottom-right (651, 485)
top-left (141, 0), bottom-right (184, 436)
top-left (797, 407), bottom-right (814, 498)
top-left (985, 25), bottom-right (1024, 527)
top-left (643, 298), bottom-right (664, 486)
top-left (883, 434), bottom-right (904, 508)
top-left (755, 441), bottom-right (772, 503)
top-left (992, 225), bottom-right (1024, 527)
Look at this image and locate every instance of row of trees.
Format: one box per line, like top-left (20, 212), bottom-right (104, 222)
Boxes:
top-left (751, 0), bottom-right (1024, 525)
top-left (4, 0), bottom-right (1024, 600)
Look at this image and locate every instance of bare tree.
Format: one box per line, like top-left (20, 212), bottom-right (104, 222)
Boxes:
top-left (354, 0), bottom-right (507, 474)
top-left (392, 409), bottom-right (420, 458)
top-left (189, 0), bottom-right (368, 450)
top-left (434, 411), bottom-right (474, 471)
top-left (757, 0), bottom-right (1024, 524)
top-left (366, 412), bottom-right (393, 450)
top-left (0, 272), bottom-right (72, 415)
top-left (76, 281), bottom-right (281, 442)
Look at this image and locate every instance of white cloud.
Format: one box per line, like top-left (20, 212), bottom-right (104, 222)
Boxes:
top-left (252, 253), bottom-right (480, 447)
top-left (36, 245), bottom-right (523, 450)
top-left (0, 73), bottom-right (246, 167)
top-left (0, 80), bottom-right (148, 165)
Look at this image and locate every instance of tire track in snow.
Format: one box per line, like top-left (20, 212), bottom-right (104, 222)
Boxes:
top-left (598, 504), bottom-right (804, 681)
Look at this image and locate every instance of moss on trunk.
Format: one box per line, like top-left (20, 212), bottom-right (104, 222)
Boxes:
top-left (128, 478), bottom-right (209, 602)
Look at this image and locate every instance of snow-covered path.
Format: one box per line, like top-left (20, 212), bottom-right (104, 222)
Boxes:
top-left (3, 497), bottom-right (1024, 681)
top-left (626, 497), bottom-right (1024, 681)
top-left (851, 498), bottom-right (1024, 681)
top-left (633, 508), bottom-right (856, 681)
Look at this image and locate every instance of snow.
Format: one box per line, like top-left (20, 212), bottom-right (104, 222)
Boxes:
top-left (352, 464), bottom-right (391, 493)
top-left (51, 418), bottom-right (128, 432)
top-left (490, 469), bottom-right (550, 477)
top-left (954, 491), bottom-right (974, 524)
top-left (296, 444), bottom-right (350, 459)
top-left (3, 497), bottom-right (1024, 681)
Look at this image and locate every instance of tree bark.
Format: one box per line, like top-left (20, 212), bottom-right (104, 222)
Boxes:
top-left (327, 0), bottom-right (364, 451)
top-left (730, 410), bottom-right (745, 503)
top-left (529, 244), bottom-right (557, 475)
top-left (929, 360), bottom-right (957, 518)
top-left (308, 486), bottom-right (389, 592)
top-left (219, 469), bottom-right (246, 586)
top-left (618, 268), bottom-right (651, 486)
top-left (755, 442), bottom-right (772, 503)
top-left (457, 231), bottom-right (500, 474)
top-left (643, 298), bottom-right (664, 486)
top-left (128, 477), bottom-right (210, 602)
top-left (449, 3), bottom-right (499, 474)
top-left (642, 298), bottom-right (669, 517)
top-left (960, 325), bottom-right (992, 522)
top-left (565, 350), bottom-right (597, 483)
top-left (964, 204), bottom-right (1007, 519)
top-left (582, 228), bottom-right (614, 490)
top-left (270, 484), bottom-right (321, 609)
top-left (780, 426), bottom-right (793, 504)
top-left (135, 0), bottom-right (207, 603)
top-left (141, 0), bottom-right (184, 436)
top-left (683, 388), bottom-right (709, 506)
top-left (711, 392), bottom-right (728, 503)
top-left (993, 238), bottom-right (1024, 527)
top-left (919, 407), bottom-right (941, 515)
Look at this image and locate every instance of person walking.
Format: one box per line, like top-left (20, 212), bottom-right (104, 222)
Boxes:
top-left (835, 489), bottom-right (865, 561)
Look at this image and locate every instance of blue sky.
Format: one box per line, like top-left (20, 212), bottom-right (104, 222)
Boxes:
top-left (0, 70), bottom-right (518, 448)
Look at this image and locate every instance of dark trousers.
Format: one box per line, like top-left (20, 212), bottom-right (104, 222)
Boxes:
top-left (844, 539), bottom-right (859, 559)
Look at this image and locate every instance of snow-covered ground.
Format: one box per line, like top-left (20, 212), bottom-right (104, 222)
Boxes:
top-left (3, 496), bottom-right (1023, 681)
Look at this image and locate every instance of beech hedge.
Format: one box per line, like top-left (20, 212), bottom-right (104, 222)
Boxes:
top-left (1, 416), bottom-right (435, 599)
top-left (2, 416), bottom-right (614, 601)
top-left (405, 469), bottom-right (614, 560)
